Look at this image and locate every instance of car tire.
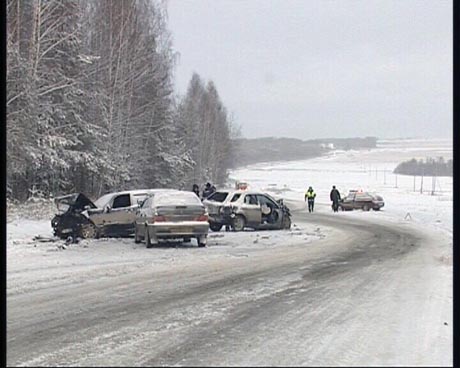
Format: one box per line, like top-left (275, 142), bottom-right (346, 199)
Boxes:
top-left (134, 225), bottom-right (141, 243)
top-left (363, 204), bottom-right (370, 211)
top-left (373, 207), bottom-right (380, 211)
top-left (282, 216), bottom-right (291, 230)
top-left (146, 228), bottom-right (153, 248)
top-left (209, 222), bottom-right (223, 232)
top-left (197, 235), bottom-right (207, 247)
top-left (80, 223), bottom-right (98, 239)
top-left (232, 215), bottom-right (246, 232)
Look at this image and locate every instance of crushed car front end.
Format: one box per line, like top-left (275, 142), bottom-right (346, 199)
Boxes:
top-left (51, 193), bottom-right (98, 239)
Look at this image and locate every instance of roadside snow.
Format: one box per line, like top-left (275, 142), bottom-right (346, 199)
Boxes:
top-left (6, 216), bottom-right (325, 297)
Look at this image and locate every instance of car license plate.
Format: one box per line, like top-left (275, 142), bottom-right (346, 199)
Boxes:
top-left (171, 227), bottom-right (192, 233)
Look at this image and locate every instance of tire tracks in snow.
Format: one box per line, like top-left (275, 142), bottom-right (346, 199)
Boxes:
top-left (9, 206), bottom-right (441, 366)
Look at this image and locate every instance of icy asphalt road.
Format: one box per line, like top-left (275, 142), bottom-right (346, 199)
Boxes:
top-left (7, 203), bottom-right (452, 366)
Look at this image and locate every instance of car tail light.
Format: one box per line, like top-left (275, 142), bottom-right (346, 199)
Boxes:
top-left (152, 215), bottom-right (166, 222)
top-left (195, 214), bottom-right (208, 222)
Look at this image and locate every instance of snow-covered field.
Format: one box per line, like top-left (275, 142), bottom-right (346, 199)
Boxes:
top-left (7, 138), bottom-right (453, 366)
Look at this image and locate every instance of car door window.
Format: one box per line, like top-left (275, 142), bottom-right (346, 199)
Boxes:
top-left (244, 194), bottom-right (258, 205)
top-left (112, 194), bottom-right (131, 209)
top-left (231, 193), bottom-right (241, 202)
top-left (256, 195), bottom-right (278, 207)
top-left (355, 193), bottom-right (372, 202)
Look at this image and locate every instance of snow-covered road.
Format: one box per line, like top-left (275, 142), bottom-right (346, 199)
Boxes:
top-left (7, 139), bottom-right (452, 366)
top-left (7, 202), bottom-right (452, 366)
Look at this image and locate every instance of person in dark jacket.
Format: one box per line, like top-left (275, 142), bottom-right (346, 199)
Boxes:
top-left (330, 185), bottom-right (341, 212)
top-left (202, 182), bottom-right (216, 200)
top-left (192, 184), bottom-right (200, 198)
top-left (305, 186), bottom-right (316, 213)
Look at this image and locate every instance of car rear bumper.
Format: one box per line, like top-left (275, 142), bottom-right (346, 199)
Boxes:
top-left (147, 221), bottom-right (209, 238)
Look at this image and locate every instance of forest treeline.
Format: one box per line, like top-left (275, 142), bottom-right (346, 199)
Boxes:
top-left (7, 0), bottom-right (238, 201)
top-left (233, 136), bottom-right (378, 167)
top-left (393, 157), bottom-right (453, 177)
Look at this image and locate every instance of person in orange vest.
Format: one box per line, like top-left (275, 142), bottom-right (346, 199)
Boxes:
top-left (305, 186), bottom-right (316, 213)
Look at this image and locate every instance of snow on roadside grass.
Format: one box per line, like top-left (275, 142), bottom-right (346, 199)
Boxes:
top-left (7, 198), bottom-right (56, 223)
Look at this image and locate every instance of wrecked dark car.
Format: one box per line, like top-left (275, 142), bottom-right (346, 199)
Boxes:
top-left (51, 193), bottom-right (99, 239)
top-left (51, 190), bottom-right (169, 239)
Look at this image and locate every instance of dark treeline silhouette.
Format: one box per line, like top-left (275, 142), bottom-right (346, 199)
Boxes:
top-left (393, 157), bottom-right (453, 177)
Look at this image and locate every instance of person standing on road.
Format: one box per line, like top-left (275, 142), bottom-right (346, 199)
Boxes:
top-left (202, 182), bottom-right (216, 200)
top-left (305, 186), bottom-right (316, 213)
top-left (192, 184), bottom-right (200, 198)
top-left (330, 185), bottom-right (341, 212)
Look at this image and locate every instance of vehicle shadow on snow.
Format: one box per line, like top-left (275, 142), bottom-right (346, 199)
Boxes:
top-left (144, 240), bottom-right (204, 249)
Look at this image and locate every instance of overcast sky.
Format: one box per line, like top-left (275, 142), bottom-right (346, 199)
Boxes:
top-left (167, 0), bottom-right (452, 140)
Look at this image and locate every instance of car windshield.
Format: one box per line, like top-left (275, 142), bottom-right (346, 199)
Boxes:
top-left (154, 191), bottom-right (202, 206)
top-left (93, 193), bottom-right (113, 209)
top-left (207, 192), bottom-right (229, 202)
top-left (56, 201), bottom-right (71, 213)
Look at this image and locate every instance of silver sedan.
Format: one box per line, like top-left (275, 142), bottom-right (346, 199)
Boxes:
top-left (134, 190), bottom-right (209, 248)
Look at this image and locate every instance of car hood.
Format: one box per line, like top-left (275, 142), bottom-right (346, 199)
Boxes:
top-left (54, 193), bottom-right (97, 212)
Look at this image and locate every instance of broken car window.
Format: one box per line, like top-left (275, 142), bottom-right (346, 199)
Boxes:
top-left (112, 194), bottom-right (131, 208)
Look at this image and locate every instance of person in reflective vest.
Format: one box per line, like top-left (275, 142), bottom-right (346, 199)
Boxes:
top-left (305, 186), bottom-right (316, 213)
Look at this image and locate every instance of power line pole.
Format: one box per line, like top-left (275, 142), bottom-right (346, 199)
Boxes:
top-left (420, 168), bottom-right (424, 194)
top-left (431, 166), bottom-right (437, 195)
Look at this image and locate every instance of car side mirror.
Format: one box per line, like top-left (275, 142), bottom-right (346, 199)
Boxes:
top-left (105, 206), bottom-right (111, 213)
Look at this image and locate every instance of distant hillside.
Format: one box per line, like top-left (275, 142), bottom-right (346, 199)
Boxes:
top-left (309, 136), bottom-right (378, 150)
top-left (231, 136), bottom-right (378, 167)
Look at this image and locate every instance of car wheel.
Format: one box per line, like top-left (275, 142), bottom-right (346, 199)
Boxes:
top-left (145, 227), bottom-right (153, 248)
top-left (282, 215), bottom-right (291, 230)
top-left (209, 222), bottom-right (223, 232)
top-left (134, 225), bottom-right (141, 243)
top-left (363, 204), bottom-right (370, 211)
top-left (373, 207), bottom-right (380, 211)
top-left (80, 223), bottom-right (98, 239)
top-left (232, 215), bottom-right (246, 232)
top-left (197, 235), bottom-right (207, 247)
